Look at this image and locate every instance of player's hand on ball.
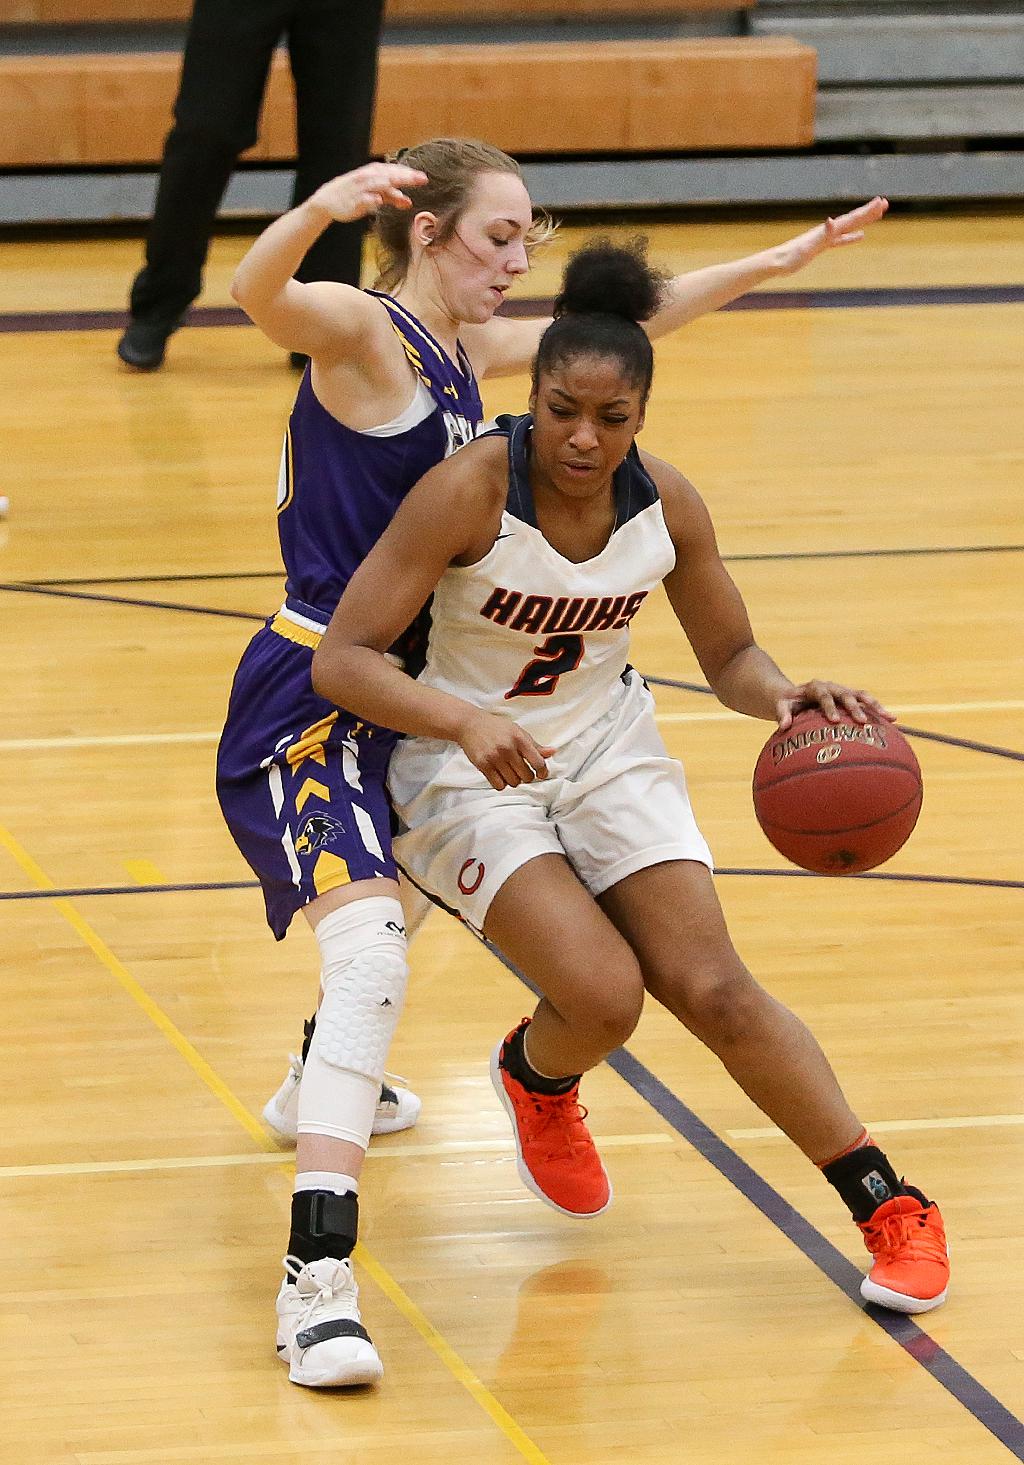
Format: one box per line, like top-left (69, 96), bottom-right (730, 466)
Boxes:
top-left (459, 711), bottom-right (555, 790)
top-left (770, 197), bottom-right (889, 276)
top-left (777, 680), bottom-right (894, 731)
top-left (308, 164), bottom-right (428, 224)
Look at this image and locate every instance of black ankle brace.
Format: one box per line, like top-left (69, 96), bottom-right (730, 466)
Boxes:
top-left (288, 1189), bottom-right (358, 1266)
top-left (822, 1145), bottom-right (906, 1223)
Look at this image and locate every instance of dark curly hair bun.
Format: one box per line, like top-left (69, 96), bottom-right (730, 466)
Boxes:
top-left (534, 235), bottom-right (666, 402)
top-left (554, 236), bottom-right (665, 324)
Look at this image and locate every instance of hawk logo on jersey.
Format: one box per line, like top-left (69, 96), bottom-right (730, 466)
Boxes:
top-left (295, 811), bottom-right (345, 854)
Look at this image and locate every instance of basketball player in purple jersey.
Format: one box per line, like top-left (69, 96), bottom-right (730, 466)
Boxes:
top-left (309, 237), bottom-right (949, 1321)
top-left (216, 137), bottom-right (890, 1386)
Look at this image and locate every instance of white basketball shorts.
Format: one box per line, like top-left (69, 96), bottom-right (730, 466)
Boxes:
top-left (388, 670), bottom-right (713, 934)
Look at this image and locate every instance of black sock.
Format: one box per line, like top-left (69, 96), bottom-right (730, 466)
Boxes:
top-left (503, 1022), bottom-right (580, 1096)
top-left (822, 1145), bottom-right (907, 1223)
top-left (287, 1189), bottom-right (358, 1270)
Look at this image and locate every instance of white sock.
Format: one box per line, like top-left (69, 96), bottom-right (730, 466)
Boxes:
top-left (294, 1171), bottom-right (359, 1197)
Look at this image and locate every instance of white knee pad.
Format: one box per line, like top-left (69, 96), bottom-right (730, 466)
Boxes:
top-left (298, 897), bottom-right (408, 1147)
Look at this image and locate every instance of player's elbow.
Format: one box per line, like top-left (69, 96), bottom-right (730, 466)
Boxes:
top-left (310, 644), bottom-right (346, 704)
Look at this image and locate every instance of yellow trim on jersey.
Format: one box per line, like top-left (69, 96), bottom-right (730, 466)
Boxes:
top-left (387, 321), bottom-right (432, 389)
top-left (385, 297), bottom-right (447, 365)
top-left (270, 612), bottom-right (322, 650)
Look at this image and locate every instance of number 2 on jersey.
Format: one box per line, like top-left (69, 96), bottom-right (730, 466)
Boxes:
top-left (505, 634), bottom-right (585, 699)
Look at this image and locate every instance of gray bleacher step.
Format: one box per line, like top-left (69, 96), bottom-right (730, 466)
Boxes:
top-left (817, 83), bottom-right (1024, 138)
top-left (3, 151), bottom-right (1024, 225)
top-left (750, 12), bottom-right (1024, 83)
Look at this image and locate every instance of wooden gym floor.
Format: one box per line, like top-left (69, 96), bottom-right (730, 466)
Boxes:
top-left (1, 209), bottom-right (1022, 1465)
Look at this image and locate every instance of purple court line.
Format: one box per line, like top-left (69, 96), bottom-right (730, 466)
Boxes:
top-left (487, 943), bottom-right (1024, 1460)
top-left (643, 675), bottom-right (1024, 765)
top-left (0, 581), bottom-right (266, 622)
top-left (23, 571), bottom-right (283, 587)
top-left (7, 544), bottom-right (1020, 591)
top-left (726, 544), bottom-right (1024, 562)
top-left (4, 856), bottom-right (1018, 1445)
top-left (2, 868), bottom-right (1018, 902)
top-left (0, 881), bottom-right (258, 901)
top-left (4, 283), bottom-right (1024, 335)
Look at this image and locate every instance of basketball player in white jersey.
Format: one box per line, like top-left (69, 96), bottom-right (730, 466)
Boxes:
top-left (308, 238), bottom-right (950, 1318)
top-left (228, 137), bottom-right (892, 1387)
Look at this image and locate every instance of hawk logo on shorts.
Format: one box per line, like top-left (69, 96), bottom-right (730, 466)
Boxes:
top-left (294, 811), bottom-right (344, 854)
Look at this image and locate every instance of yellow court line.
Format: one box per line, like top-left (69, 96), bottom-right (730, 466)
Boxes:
top-left (0, 820), bottom-right (553, 1465)
top-left (124, 858), bottom-right (168, 885)
top-left (0, 1130), bottom-right (675, 1182)
top-left (0, 824), bottom-right (270, 1151)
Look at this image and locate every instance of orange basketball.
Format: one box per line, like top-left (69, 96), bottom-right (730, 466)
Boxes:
top-left (752, 710), bottom-right (922, 875)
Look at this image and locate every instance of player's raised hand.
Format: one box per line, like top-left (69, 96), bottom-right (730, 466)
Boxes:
top-left (308, 163), bottom-right (428, 224)
top-left (459, 711), bottom-right (554, 790)
top-left (770, 196), bottom-right (889, 276)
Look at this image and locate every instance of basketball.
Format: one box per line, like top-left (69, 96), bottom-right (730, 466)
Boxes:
top-left (752, 710), bottom-right (922, 875)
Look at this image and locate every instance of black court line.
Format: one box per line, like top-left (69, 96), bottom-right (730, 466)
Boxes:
top-left (644, 675), bottom-right (1024, 765)
top-left (22, 571), bottom-right (283, 588)
top-left (11, 542), bottom-right (1023, 591)
top-left (0, 581), bottom-right (266, 622)
top-left (0, 880), bottom-right (259, 901)
top-left (3, 586), bottom-right (1020, 764)
top-left (486, 942), bottom-right (1024, 1461)
top-left (725, 544), bottom-right (1024, 563)
top-left (3, 283), bottom-right (1024, 335)
top-left (3, 867), bottom-right (1019, 903)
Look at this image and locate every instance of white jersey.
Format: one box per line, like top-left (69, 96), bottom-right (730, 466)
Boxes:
top-left (417, 413), bottom-right (677, 749)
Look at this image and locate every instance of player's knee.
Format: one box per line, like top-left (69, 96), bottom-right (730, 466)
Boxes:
top-left (576, 960), bottom-right (644, 1051)
top-left (315, 945), bottom-right (408, 1085)
top-left (307, 897), bottom-right (410, 1087)
top-left (672, 963), bottom-right (763, 1050)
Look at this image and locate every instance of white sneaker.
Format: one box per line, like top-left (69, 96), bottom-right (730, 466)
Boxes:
top-left (262, 1054), bottom-right (422, 1144)
top-left (276, 1255), bottom-right (383, 1387)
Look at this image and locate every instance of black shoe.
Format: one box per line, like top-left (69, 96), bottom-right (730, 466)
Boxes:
top-left (117, 315), bottom-right (182, 371)
top-left (289, 351), bottom-right (310, 371)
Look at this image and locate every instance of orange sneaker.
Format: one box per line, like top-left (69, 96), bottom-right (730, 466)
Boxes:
top-left (858, 1187), bottom-right (950, 1313)
top-left (490, 1023), bottom-right (611, 1219)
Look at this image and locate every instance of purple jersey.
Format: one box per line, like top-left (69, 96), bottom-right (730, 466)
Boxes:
top-left (278, 291), bottom-right (484, 616)
top-left (217, 294), bottom-right (485, 939)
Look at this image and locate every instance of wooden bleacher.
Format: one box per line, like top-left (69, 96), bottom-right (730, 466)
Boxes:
top-left (0, 0), bottom-right (818, 187)
top-left (0, 37), bottom-right (814, 167)
top-left (1, 1), bottom-right (751, 20)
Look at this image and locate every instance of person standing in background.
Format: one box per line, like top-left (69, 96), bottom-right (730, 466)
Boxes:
top-left (117, 0), bottom-right (384, 371)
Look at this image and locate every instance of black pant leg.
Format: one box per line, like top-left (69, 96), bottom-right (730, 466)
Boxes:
top-left (286, 0), bottom-right (385, 288)
top-left (130, 0), bottom-right (292, 320)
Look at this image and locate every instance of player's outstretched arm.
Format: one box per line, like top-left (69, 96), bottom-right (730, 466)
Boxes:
top-left (645, 197), bottom-right (889, 339)
top-left (230, 163), bottom-right (426, 359)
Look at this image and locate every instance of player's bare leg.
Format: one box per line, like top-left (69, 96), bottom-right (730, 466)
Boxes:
top-left (598, 859), bottom-right (948, 1313)
top-left (483, 853), bottom-right (644, 1218)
